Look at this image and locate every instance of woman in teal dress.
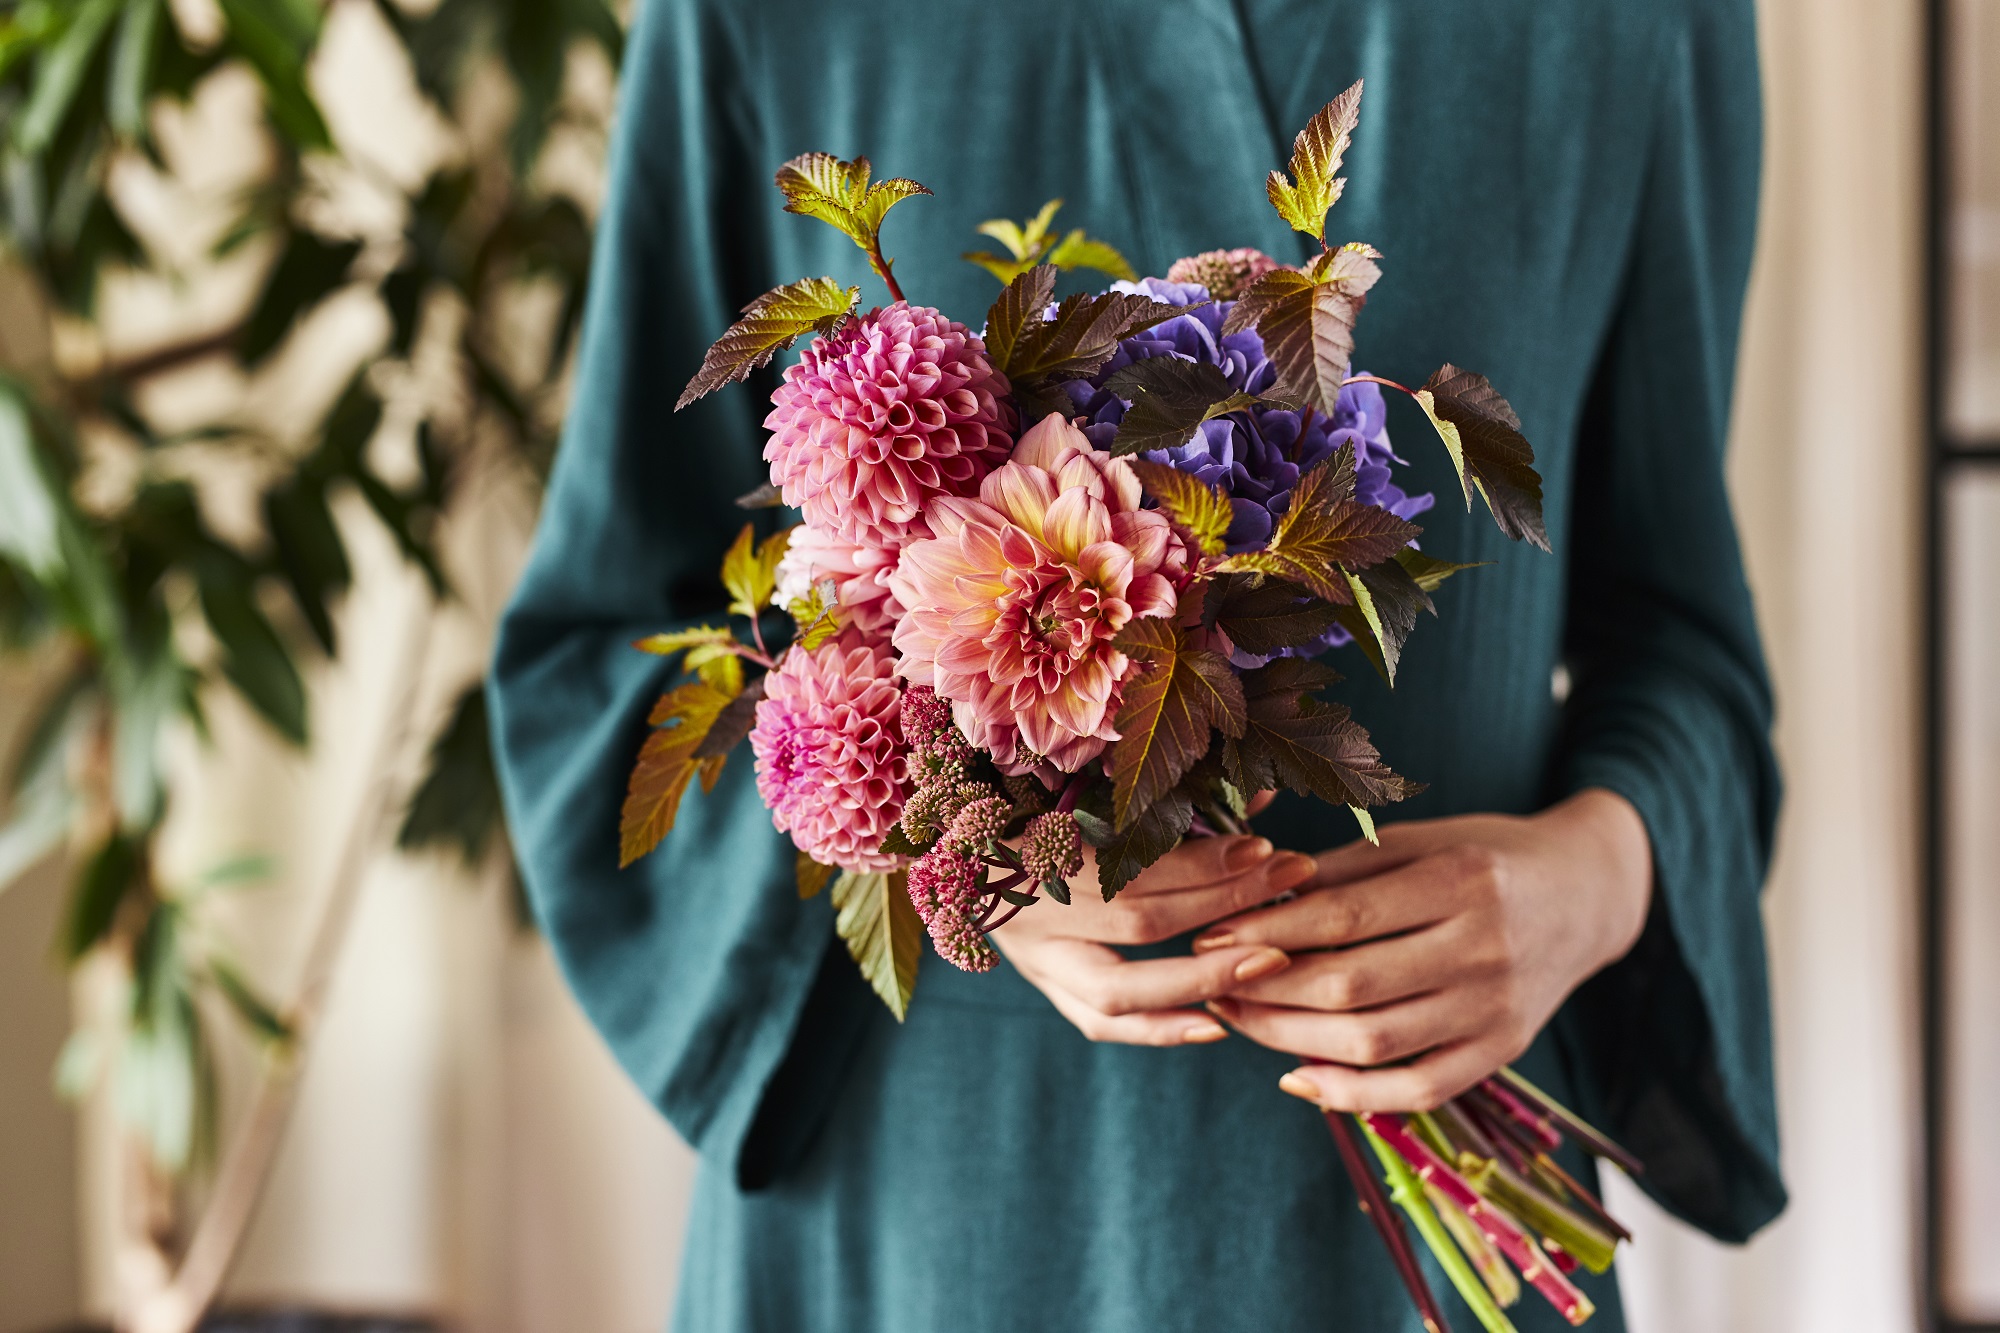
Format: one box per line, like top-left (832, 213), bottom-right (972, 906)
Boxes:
top-left (488, 1), bottom-right (1785, 1328)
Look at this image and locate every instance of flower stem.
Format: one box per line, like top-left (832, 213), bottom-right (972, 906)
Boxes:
top-left (1355, 1121), bottom-right (1517, 1333)
top-left (1494, 1067), bottom-right (1645, 1177)
top-left (1344, 372), bottom-right (1418, 399)
top-left (1323, 1113), bottom-right (1453, 1333)
top-left (1362, 1113), bottom-right (1595, 1327)
top-left (1055, 771), bottom-right (1088, 814)
top-left (868, 242), bottom-right (907, 304)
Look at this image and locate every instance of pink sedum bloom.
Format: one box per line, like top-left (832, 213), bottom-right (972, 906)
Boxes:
top-left (889, 414), bottom-right (1188, 772)
top-left (750, 632), bottom-right (910, 873)
top-left (763, 304), bottom-right (1015, 549)
top-left (771, 524), bottom-right (904, 642)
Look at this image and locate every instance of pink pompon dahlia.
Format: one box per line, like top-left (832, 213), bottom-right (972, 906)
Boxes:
top-left (1164, 247), bottom-right (1285, 301)
top-left (771, 524), bottom-right (903, 642)
top-left (750, 633), bottom-right (910, 872)
top-left (888, 414), bottom-right (1190, 772)
top-left (763, 304), bottom-right (1016, 548)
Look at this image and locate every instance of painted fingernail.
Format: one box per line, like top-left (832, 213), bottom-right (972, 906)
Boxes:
top-left (1181, 1021), bottom-right (1229, 1044)
top-left (1226, 837), bottom-right (1275, 871)
top-left (1268, 851), bottom-right (1317, 884)
top-left (1278, 1071), bottom-right (1324, 1105)
top-left (1192, 931), bottom-right (1234, 953)
top-left (1233, 947), bottom-right (1290, 982)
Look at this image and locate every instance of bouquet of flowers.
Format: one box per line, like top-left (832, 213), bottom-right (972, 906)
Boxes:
top-left (621, 82), bottom-right (1638, 1333)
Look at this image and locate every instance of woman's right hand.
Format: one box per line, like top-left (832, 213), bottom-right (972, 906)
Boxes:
top-left (990, 833), bottom-right (1316, 1046)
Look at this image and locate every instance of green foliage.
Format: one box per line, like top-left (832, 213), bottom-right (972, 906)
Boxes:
top-left (1221, 243), bottom-right (1382, 413)
top-left (1125, 458), bottom-right (1234, 558)
top-left (962, 198), bottom-right (1134, 286)
top-left (796, 851), bottom-right (834, 901)
top-left (0, 0), bottom-right (625, 1183)
top-left (1073, 786), bottom-right (1194, 900)
top-left (1265, 79), bottom-right (1363, 243)
top-left (1334, 556), bottom-right (1432, 686)
top-left (774, 151), bottom-right (930, 296)
top-left (619, 674), bottom-right (737, 869)
top-left (831, 867), bottom-right (921, 1019)
top-left (1226, 658), bottom-right (1420, 812)
top-left (676, 277), bottom-right (860, 410)
top-left (720, 523), bottom-right (790, 620)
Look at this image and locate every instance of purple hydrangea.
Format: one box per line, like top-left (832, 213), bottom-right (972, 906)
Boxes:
top-left (1061, 278), bottom-right (1433, 552)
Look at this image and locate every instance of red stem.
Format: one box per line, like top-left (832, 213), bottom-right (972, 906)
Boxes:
top-left (1362, 1113), bottom-right (1595, 1327)
top-left (1055, 771), bottom-right (1088, 814)
top-left (869, 242), bottom-right (907, 304)
top-left (1324, 1113), bottom-right (1453, 1333)
top-left (1475, 1078), bottom-right (1564, 1154)
top-left (1343, 372), bottom-right (1418, 399)
top-left (1494, 1067), bottom-right (1645, 1177)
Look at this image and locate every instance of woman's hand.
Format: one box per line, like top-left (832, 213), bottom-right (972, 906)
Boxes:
top-left (1199, 789), bottom-right (1652, 1111)
top-left (992, 832), bottom-right (1317, 1046)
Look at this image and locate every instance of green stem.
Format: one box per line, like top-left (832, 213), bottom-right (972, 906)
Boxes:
top-left (1362, 1122), bottom-right (1520, 1333)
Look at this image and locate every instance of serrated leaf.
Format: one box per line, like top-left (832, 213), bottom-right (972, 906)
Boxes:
top-left (1103, 357), bottom-right (1260, 458)
top-left (1216, 446), bottom-right (1418, 601)
top-left (735, 481), bottom-right (784, 509)
top-left (1417, 366), bottom-right (1549, 550)
top-left (986, 276), bottom-right (1189, 386)
top-left (832, 868), bottom-right (921, 1019)
top-left (1349, 805), bottom-right (1379, 844)
top-left (1265, 79), bottom-right (1363, 242)
top-left (1236, 659), bottom-right (1420, 810)
top-left (720, 523), bottom-right (790, 620)
top-left (1222, 247), bottom-right (1381, 412)
top-left (619, 677), bottom-right (739, 867)
top-left (677, 277), bottom-right (859, 411)
top-left (1209, 576), bottom-right (1343, 654)
top-left (787, 582), bottom-right (842, 650)
top-left (1076, 788), bottom-right (1194, 900)
top-left (1125, 459), bottom-right (1234, 558)
top-left (1045, 229), bottom-right (1136, 281)
top-left (634, 624), bottom-right (737, 660)
top-left (1337, 557), bottom-right (1430, 685)
top-left (693, 673), bottom-right (764, 760)
top-left (878, 823), bottom-right (926, 858)
top-left (773, 152), bottom-right (931, 280)
top-left (1395, 547), bottom-right (1489, 592)
top-left (1107, 620), bottom-right (1246, 829)
top-left (797, 851), bottom-right (834, 900)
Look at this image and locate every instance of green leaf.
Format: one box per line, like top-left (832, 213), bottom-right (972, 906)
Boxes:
top-left (215, 0), bottom-right (332, 149)
top-left (1208, 576), bottom-right (1342, 655)
top-left (197, 565), bottom-right (307, 744)
top-left (634, 624), bottom-right (737, 664)
top-left (1221, 245), bottom-right (1381, 413)
top-left (1107, 619), bottom-right (1245, 829)
top-left (985, 278), bottom-right (1189, 387)
top-left (1395, 547), bottom-right (1489, 593)
top-left (106, 0), bottom-right (162, 138)
top-left (1234, 659), bottom-right (1421, 810)
top-left (61, 832), bottom-right (140, 962)
top-left (208, 955), bottom-right (292, 1045)
top-left (13, 0), bottom-right (121, 157)
top-left (106, 631), bottom-right (187, 830)
top-left (1216, 446), bottom-right (1419, 601)
top-left (773, 152), bottom-right (931, 281)
top-left (263, 473), bottom-right (350, 655)
top-left (1074, 786), bottom-right (1193, 900)
top-left (1416, 366), bottom-right (1549, 551)
top-left (796, 850), bottom-right (834, 900)
top-left (186, 852), bottom-right (276, 893)
top-left (831, 868), bottom-right (921, 1020)
top-left (1102, 356), bottom-right (1261, 458)
top-left (619, 676), bottom-right (738, 867)
top-left (1335, 556), bottom-right (1431, 686)
top-left (0, 387), bottom-right (63, 579)
top-left (1349, 805), bottom-right (1378, 845)
top-left (786, 582), bottom-right (842, 651)
top-left (397, 684), bottom-right (503, 867)
top-left (878, 823), bottom-right (926, 858)
top-left (237, 228), bottom-right (361, 365)
top-left (1265, 79), bottom-right (1363, 243)
top-left (677, 277), bottom-right (859, 410)
top-left (1125, 458), bottom-right (1234, 558)
top-left (720, 523), bottom-right (790, 621)
top-left (1045, 229), bottom-right (1136, 281)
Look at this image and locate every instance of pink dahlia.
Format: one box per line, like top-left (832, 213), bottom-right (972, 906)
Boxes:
top-left (888, 414), bottom-right (1189, 772)
top-left (763, 304), bottom-right (1016, 548)
top-left (750, 633), bottom-right (910, 872)
top-left (1164, 247), bottom-right (1285, 301)
top-left (772, 523), bottom-right (903, 642)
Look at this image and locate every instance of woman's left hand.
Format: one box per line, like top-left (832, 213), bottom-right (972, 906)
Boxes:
top-left (1196, 788), bottom-right (1652, 1112)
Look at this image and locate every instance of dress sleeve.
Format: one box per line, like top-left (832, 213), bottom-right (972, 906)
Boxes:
top-left (1550, 0), bottom-right (1787, 1242)
top-left (487, 0), bottom-right (874, 1186)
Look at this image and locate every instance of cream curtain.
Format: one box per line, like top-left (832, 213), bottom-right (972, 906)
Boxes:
top-left (9, 0), bottom-right (1933, 1328)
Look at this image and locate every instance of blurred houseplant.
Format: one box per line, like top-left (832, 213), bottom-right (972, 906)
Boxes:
top-left (0, 0), bottom-right (617, 1328)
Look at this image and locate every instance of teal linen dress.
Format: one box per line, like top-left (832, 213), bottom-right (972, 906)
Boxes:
top-left (489, 1), bottom-right (1785, 1328)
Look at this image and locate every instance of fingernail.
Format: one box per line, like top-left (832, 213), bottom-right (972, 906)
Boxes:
top-left (1268, 851), bottom-right (1317, 884)
top-left (1192, 931), bottom-right (1234, 953)
top-left (1226, 837), bottom-right (1275, 871)
top-left (1181, 1021), bottom-right (1229, 1044)
top-left (1233, 947), bottom-right (1290, 982)
top-left (1278, 1071), bottom-right (1323, 1105)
